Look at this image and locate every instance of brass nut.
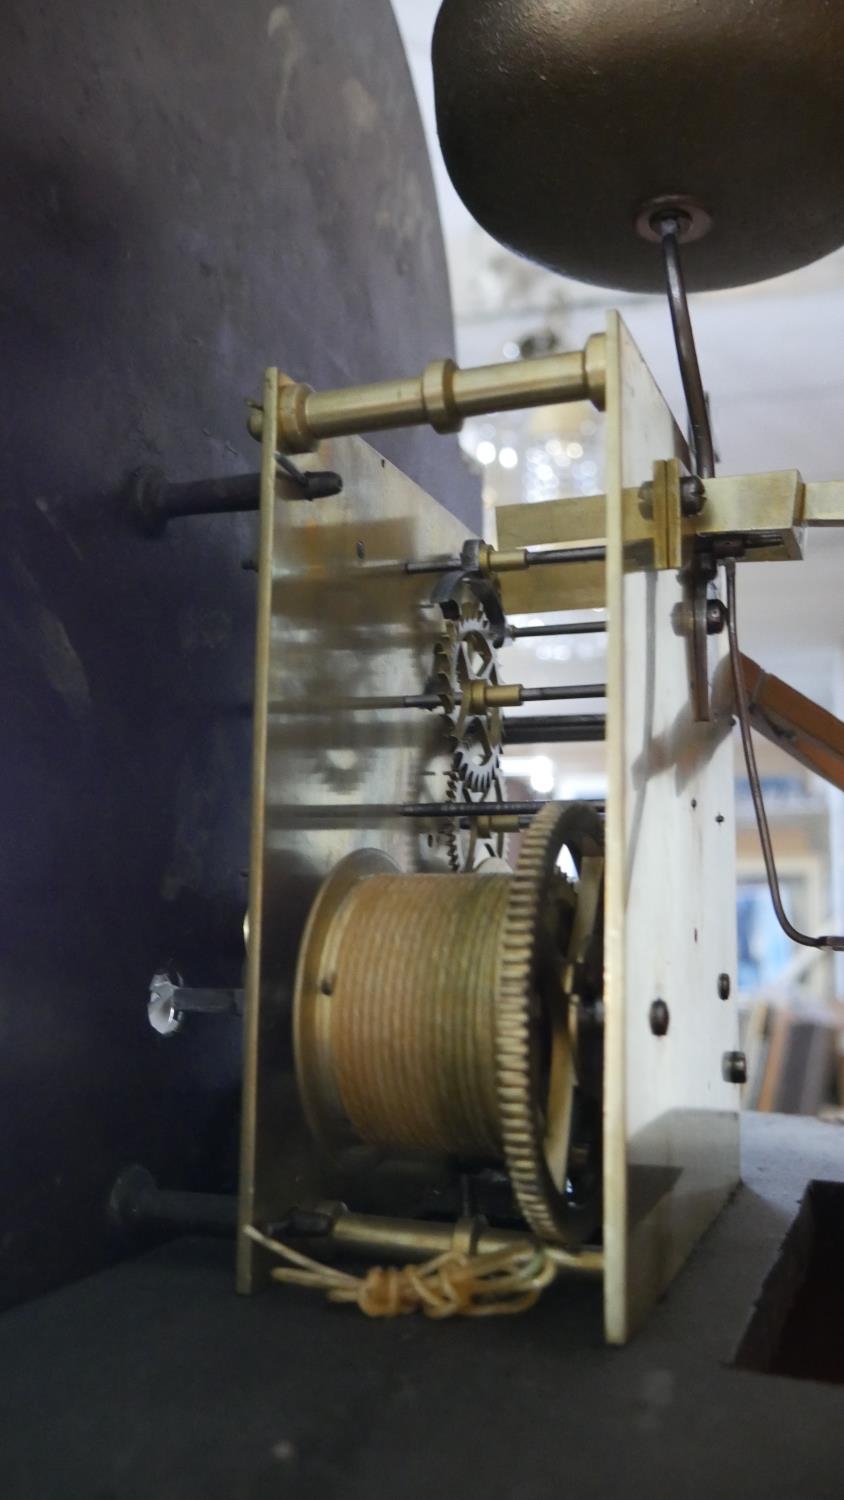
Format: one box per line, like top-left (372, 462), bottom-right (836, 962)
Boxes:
top-left (277, 377), bottom-right (315, 454)
top-left (421, 358), bottom-right (462, 434)
top-left (583, 332), bottom-right (607, 412)
top-left (636, 195), bottom-right (713, 247)
top-left (463, 679), bottom-right (490, 716)
top-left (649, 999), bottom-right (670, 1037)
top-left (485, 683), bottom-right (522, 709)
top-left (721, 1050), bottom-right (747, 1084)
top-left (476, 814), bottom-right (520, 836)
top-left (487, 547), bottom-right (528, 574)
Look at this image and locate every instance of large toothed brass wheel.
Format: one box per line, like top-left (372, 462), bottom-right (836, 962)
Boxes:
top-left (496, 801), bottom-right (604, 1243)
top-left (292, 800), bottom-right (604, 1246)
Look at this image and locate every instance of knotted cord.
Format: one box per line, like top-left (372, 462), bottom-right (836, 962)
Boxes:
top-left (244, 1224), bottom-right (556, 1319)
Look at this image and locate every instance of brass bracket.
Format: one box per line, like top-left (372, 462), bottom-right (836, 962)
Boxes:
top-left (640, 458), bottom-right (687, 571)
top-left (494, 467), bottom-right (842, 614)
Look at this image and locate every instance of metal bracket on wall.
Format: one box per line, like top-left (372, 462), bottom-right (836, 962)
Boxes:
top-left (129, 457), bottom-right (342, 535)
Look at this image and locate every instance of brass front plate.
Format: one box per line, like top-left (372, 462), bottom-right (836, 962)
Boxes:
top-left (237, 372), bottom-right (471, 1291)
top-left (603, 313), bottom-right (740, 1343)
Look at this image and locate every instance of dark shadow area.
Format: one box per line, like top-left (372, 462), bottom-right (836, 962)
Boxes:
top-left (734, 1179), bottom-right (844, 1385)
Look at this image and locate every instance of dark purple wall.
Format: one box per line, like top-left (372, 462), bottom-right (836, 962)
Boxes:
top-left (0, 0), bottom-right (478, 1306)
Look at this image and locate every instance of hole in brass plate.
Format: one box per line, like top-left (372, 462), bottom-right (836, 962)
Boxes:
top-left (734, 1181), bottom-right (844, 1386)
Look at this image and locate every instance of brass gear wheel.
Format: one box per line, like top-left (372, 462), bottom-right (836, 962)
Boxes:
top-left (443, 765), bottom-right (509, 872)
top-left (413, 741), bottom-right (508, 875)
top-left (432, 610), bottom-right (503, 795)
top-left (495, 800), bottom-right (604, 1245)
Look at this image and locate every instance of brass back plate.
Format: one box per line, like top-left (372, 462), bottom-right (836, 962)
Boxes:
top-left (237, 374), bottom-right (470, 1292)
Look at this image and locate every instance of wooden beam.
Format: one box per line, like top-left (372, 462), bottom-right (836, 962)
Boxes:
top-left (741, 653), bottom-right (844, 793)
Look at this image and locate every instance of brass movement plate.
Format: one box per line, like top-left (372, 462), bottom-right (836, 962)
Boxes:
top-left (239, 329), bottom-right (741, 1332)
top-left (603, 313), bottom-right (740, 1343)
top-left (237, 372), bottom-right (471, 1292)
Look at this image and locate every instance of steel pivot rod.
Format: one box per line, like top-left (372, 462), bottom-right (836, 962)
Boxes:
top-left (655, 214), bottom-right (715, 479)
top-left (401, 800), bottom-right (543, 820)
top-left (725, 560), bottom-right (844, 951)
top-left (405, 542), bottom-right (606, 578)
top-left (402, 682), bottom-right (607, 711)
top-left (511, 683), bottom-right (605, 702)
top-left (508, 619), bottom-right (607, 640)
top-left (503, 713), bottom-right (606, 744)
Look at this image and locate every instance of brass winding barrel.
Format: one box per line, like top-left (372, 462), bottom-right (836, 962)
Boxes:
top-left (295, 854), bottom-right (509, 1156)
top-left (294, 803), bottom-right (606, 1244)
